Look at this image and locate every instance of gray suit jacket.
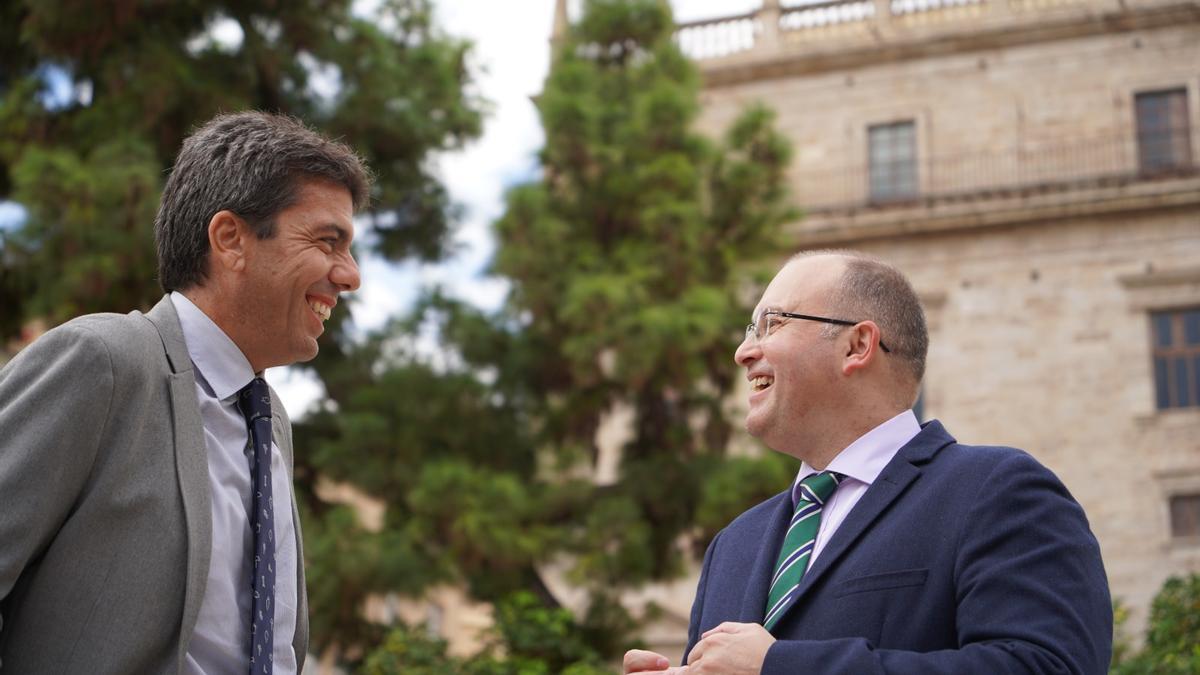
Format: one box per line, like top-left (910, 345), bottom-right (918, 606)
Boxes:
top-left (0, 296), bottom-right (309, 673)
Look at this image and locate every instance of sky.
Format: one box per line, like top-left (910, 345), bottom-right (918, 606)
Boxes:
top-left (272, 0), bottom-right (765, 413)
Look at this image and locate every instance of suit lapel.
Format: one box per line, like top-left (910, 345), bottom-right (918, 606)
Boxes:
top-left (268, 387), bottom-right (310, 658)
top-left (789, 462), bottom-right (920, 604)
top-left (737, 492), bottom-right (794, 623)
top-left (146, 296), bottom-right (213, 668)
top-left (771, 421), bottom-right (955, 627)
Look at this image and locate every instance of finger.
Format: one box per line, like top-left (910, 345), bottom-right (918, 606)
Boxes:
top-left (623, 649), bottom-right (671, 673)
top-left (700, 621), bottom-right (749, 639)
top-left (686, 640), bottom-right (703, 665)
top-left (639, 667), bottom-right (687, 675)
top-left (687, 634), bottom-right (718, 665)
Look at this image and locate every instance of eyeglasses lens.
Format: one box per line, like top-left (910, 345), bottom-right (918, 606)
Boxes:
top-left (756, 312), bottom-right (772, 341)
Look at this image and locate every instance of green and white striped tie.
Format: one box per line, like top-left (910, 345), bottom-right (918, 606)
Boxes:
top-left (763, 471), bottom-right (844, 632)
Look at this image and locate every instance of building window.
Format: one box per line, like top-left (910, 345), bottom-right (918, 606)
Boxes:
top-left (1152, 308), bottom-right (1200, 409)
top-left (868, 121), bottom-right (917, 202)
top-left (1169, 494), bottom-right (1200, 539)
top-left (1135, 88), bottom-right (1192, 173)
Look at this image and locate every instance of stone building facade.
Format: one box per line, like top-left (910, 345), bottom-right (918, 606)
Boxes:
top-left (667, 0), bottom-right (1200, 654)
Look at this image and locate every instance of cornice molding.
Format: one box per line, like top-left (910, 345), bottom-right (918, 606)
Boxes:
top-left (786, 177), bottom-right (1200, 246)
top-left (1119, 264), bottom-right (1200, 289)
top-left (697, 2), bottom-right (1200, 88)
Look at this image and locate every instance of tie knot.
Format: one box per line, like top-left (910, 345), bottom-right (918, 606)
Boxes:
top-left (238, 377), bottom-right (272, 423)
top-left (797, 471), bottom-right (844, 506)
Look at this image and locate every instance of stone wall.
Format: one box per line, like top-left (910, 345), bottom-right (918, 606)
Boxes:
top-left (685, 0), bottom-right (1200, 646)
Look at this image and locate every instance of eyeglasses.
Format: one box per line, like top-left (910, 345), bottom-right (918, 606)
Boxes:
top-left (746, 309), bottom-right (891, 353)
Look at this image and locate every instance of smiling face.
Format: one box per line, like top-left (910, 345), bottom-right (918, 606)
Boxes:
top-left (231, 178), bottom-right (359, 371)
top-left (734, 255), bottom-right (848, 456)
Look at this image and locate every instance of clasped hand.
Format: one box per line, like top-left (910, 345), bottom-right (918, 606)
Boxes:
top-left (622, 622), bottom-right (775, 675)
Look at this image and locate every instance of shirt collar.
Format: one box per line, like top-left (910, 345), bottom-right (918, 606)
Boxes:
top-left (792, 409), bottom-right (921, 506)
top-left (171, 291), bottom-right (257, 401)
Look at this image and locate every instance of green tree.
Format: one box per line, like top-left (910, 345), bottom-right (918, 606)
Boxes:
top-left (1111, 574), bottom-right (1200, 674)
top-left (361, 592), bottom-right (611, 675)
top-left (0, 0), bottom-right (488, 663)
top-left (0, 0), bottom-right (482, 339)
top-left (298, 0), bottom-right (797, 666)
top-left (491, 0), bottom-right (795, 588)
top-left (296, 307), bottom-right (557, 656)
top-left (4, 0), bottom-right (799, 667)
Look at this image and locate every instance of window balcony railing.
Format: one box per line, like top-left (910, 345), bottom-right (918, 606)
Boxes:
top-left (790, 127), bottom-right (1199, 212)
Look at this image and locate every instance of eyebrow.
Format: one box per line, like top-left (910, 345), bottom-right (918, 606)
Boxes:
top-left (314, 223), bottom-right (352, 244)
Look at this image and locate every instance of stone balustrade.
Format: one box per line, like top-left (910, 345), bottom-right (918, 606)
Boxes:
top-left (673, 0), bottom-right (1124, 61)
top-left (674, 10), bottom-right (761, 60)
top-left (792, 127), bottom-right (1199, 212)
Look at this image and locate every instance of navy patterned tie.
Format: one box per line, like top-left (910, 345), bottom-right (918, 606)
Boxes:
top-left (238, 378), bottom-right (275, 674)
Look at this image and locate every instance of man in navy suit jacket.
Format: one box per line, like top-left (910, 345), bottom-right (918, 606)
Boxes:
top-left (624, 252), bottom-right (1111, 675)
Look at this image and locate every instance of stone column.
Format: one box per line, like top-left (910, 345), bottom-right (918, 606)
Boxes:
top-left (758, 0), bottom-right (783, 52)
top-left (874, 0), bottom-right (894, 37)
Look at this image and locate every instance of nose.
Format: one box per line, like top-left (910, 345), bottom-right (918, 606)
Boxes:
top-left (332, 250), bottom-right (361, 292)
top-left (734, 331), bottom-right (760, 367)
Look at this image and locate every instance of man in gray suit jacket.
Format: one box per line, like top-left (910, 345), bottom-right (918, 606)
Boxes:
top-left (0, 112), bottom-right (371, 673)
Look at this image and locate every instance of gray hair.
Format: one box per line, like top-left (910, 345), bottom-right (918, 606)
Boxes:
top-left (797, 250), bottom-right (929, 385)
top-left (155, 111), bottom-right (372, 292)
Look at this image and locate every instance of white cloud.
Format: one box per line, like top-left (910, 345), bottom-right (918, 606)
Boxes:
top-left (185, 13), bottom-right (244, 54)
top-left (341, 1), bottom-right (553, 333)
top-left (354, 256), bottom-right (423, 332)
top-left (0, 201), bottom-right (27, 232)
top-left (268, 363), bottom-right (328, 419)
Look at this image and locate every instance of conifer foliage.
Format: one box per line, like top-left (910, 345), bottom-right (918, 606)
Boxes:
top-left (333, 0), bottom-right (799, 667)
top-left (2, 0), bottom-right (801, 668)
top-left (493, 0), bottom-right (797, 590)
top-left (0, 0), bottom-right (482, 339)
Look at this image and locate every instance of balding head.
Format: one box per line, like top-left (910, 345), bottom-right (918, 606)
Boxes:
top-left (736, 251), bottom-right (927, 463)
top-left (791, 250), bottom-right (928, 398)
top-left (763, 252), bottom-right (849, 314)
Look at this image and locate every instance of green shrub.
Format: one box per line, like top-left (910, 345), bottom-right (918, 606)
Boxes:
top-left (1111, 574), bottom-right (1200, 674)
top-left (360, 592), bottom-right (614, 674)
top-left (361, 626), bottom-right (457, 675)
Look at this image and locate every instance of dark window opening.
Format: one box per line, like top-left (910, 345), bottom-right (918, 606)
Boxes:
top-left (1136, 89), bottom-right (1192, 173)
top-left (868, 121), bottom-right (918, 202)
top-left (1151, 308), bottom-right (1200, 410)
top-left (1169, 494), bottom-right (1200, 539)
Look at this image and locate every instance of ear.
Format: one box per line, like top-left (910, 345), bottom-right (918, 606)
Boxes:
top-left (841, 321), bottom-right (883, 376)
top-left (207, 210), bottom-right (250, 274)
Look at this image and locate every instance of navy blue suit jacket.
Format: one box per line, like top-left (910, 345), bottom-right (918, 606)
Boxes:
top-left (683, 420), bottom-right (1111, 674)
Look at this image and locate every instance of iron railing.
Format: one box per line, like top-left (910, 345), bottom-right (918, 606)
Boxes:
top-left (790, 127), bottom-right (1199, 212)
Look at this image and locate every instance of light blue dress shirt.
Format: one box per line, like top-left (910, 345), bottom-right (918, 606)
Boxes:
top-left (172, 292), bottom-right (298, 674)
